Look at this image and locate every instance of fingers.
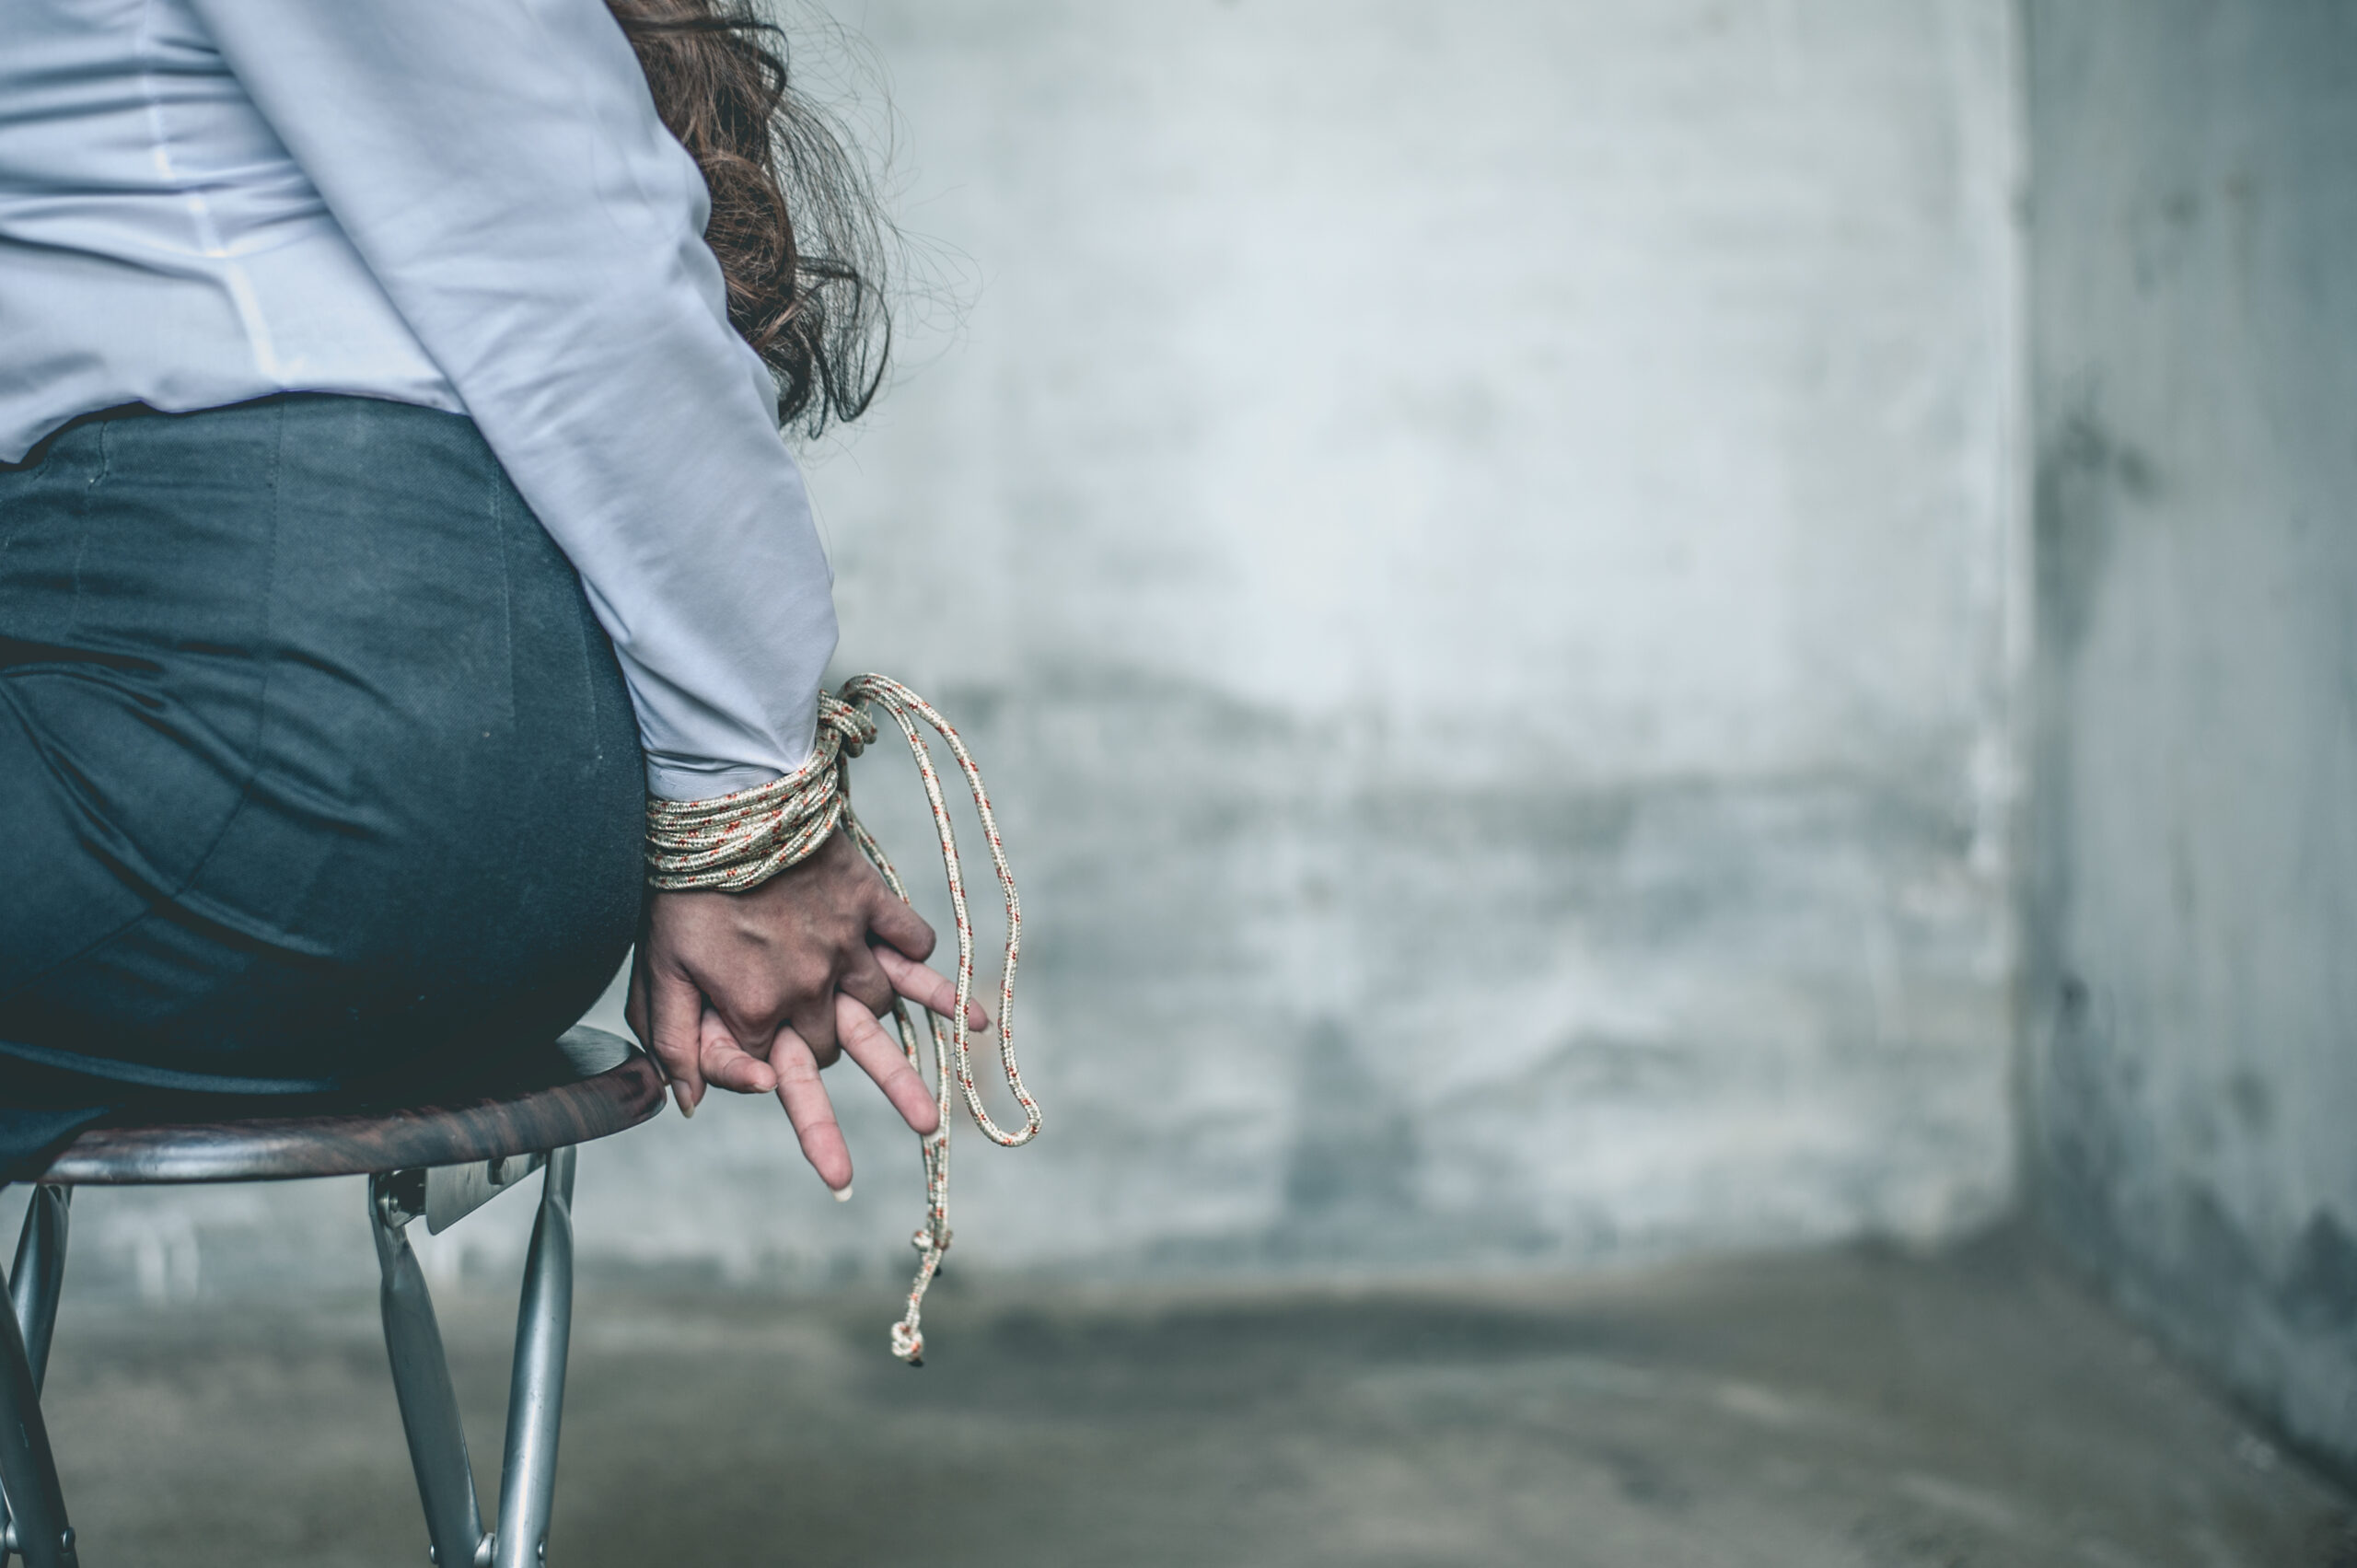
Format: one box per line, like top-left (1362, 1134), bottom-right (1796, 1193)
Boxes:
top-left (697, 1006), bottom-right (779, 1096)
top-left (639, 957), bottom-right (708, 1119)
top-left (771, 1029), bottom-right (853, 1191)
top-left (836, 943), bottom-right (896, 1018)
top-left (624, 956), bottom-right (649, 1040)
top-left (874, 946), bottom-right (993, 1033)
top-left (835, 992), bottom-right (941, 1135)
top-left (787, 988), bottom-right (842, 1068)
top-left (867, 893), bottom-right (936, 963)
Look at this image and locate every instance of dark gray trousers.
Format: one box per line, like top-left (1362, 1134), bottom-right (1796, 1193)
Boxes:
top-left (0, 395), bottom-right (644, 1174)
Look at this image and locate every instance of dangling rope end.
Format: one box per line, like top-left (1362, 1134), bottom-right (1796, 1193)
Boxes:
top-left (890, 1321), bottom-right (924, 1365)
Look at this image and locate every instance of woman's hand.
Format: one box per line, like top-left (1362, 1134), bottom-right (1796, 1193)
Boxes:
top-left (625, 829), bottom-right (984, 1191)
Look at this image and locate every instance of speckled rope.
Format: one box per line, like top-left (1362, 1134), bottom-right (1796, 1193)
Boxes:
top-left (644, 674), bottom-right (1039, 1364)
top-left (643, 690), bottom-right (874, 892)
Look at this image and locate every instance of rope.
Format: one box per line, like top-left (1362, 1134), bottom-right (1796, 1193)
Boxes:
top-left (644, 675), bottom-right (1037, 1364)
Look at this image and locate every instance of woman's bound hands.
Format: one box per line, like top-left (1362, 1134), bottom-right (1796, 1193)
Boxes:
top-left (625, 829), bottom-right (986, 1192)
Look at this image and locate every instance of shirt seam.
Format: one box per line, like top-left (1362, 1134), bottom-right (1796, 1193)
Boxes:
top-left (137, 0), bottom-right (293, 384)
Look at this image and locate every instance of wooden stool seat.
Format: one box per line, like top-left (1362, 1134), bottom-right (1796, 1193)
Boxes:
top-left (37, 1027), bottom-right (665, 1185)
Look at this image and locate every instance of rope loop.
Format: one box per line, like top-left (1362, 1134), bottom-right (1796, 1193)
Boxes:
top-left (643, 674), bottom-right (1036, 1363)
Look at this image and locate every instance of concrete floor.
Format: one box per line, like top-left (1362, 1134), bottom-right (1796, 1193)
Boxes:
top-left (27, 1231), bottom-right (2355, 1567)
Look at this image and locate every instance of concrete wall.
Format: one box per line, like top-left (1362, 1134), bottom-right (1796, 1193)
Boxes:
top-left (33, 0), bottom-right (2027, 1301)
top-left (2024, 0), bottom-right (2357, 1480)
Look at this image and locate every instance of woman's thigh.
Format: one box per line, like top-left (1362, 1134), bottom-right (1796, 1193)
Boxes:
top-left (0, 396), bottom-right (644, 1089)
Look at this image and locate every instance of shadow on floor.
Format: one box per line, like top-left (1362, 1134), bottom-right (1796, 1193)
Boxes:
top-left (30, 1229), bottom-right (2357, 1567)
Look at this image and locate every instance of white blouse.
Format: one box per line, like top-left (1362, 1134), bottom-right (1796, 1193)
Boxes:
top-left (0, 0), bottom-right (838, 801)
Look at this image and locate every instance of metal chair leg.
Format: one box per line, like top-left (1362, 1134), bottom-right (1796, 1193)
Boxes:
top-left (0, 1187), bottom-right (73, 1568)
top-left (493, 1148), bottom-right (575, 1568)
top-left (0, 1186), bottom-right (75, 1568)
top-left (8, 1189), bottom-right (68, 1395)
top-left (372, 1174), bottom-right (489, 1568)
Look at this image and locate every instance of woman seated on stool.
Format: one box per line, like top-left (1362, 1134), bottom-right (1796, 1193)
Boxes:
top-left (0, 0), bottom-right (962, 1189)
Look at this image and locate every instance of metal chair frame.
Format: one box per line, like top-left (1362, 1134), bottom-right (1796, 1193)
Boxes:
top-left (0, 1028), bottom-right (657, 1568)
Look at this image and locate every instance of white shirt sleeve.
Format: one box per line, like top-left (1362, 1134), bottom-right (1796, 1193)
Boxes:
top-left (188, 0), bottom-right (837, 801)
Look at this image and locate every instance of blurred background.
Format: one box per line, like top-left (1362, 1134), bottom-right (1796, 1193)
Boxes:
top-left (15, 1), bottom-right (2354, 1562)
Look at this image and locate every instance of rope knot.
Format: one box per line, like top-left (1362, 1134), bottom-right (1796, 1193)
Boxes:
top-left (817, 690), bottom-right (877, 759)
top-left (890, 1322), bottom-right (924, 1365)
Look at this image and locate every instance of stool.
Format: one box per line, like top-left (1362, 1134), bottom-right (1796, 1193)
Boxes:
top-left (0, 1027), bottom-right (665, 1568)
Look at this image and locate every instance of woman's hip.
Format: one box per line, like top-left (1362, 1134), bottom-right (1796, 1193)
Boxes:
top-left (0, 393), bottom-right (644, 1084)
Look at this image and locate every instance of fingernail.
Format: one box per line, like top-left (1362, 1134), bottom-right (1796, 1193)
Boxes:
top-left (833, 1184), bottom-right (853, 1203)
top-left (674, 1085), bottom-right (697, 1119)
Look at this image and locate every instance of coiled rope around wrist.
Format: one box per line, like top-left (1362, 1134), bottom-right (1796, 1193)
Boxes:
top-left (644, 674), bottom-right (1038, 1364)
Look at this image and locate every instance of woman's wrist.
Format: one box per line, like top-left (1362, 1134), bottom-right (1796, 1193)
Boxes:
top-left (644, 692), bottom-right (873, 892)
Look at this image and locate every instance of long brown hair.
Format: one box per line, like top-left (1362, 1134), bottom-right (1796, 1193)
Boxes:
top-left (609, 0), bottom-right (891, 436)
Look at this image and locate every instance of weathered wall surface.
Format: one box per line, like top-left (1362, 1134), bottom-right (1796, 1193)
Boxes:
top-left (2024, 0), bottom-right (2357, 1480)
top-left (39, 1), bottom-right (2026, 1301)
